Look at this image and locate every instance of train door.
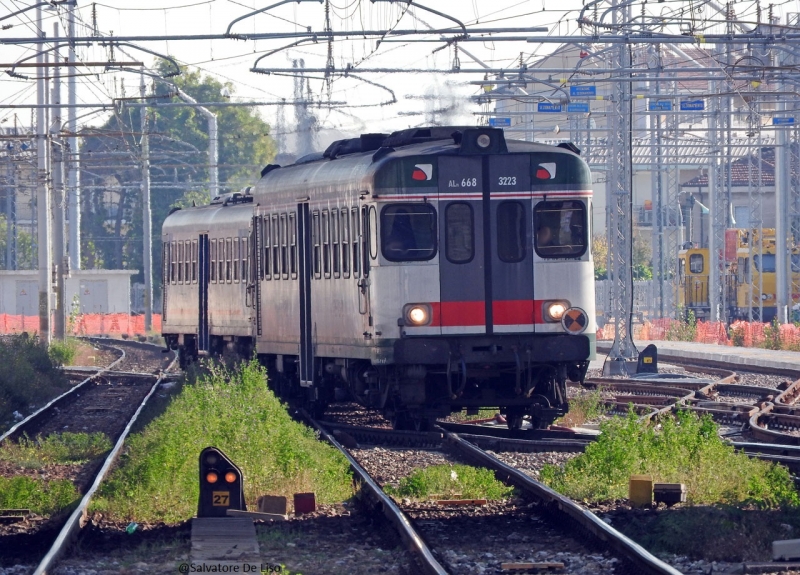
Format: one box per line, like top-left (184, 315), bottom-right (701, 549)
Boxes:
top-left (437, 155), bottom-right (532, 334)
top-left (249, 214), bottom-right (262, 336)
top-left (198, 233), bottom-right (210, 352)
top-left (297, 202), bottom-right (313, 387)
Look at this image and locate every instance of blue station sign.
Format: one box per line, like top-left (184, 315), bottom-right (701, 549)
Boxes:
top-left (773, 117), bottom-right (796, 126)
top-left (649, 100), bottom-right (672, 112)
top-left (489, 117), bottom-right (512, 127)
top-left (567, 102), bottom-right (590, 113)
top-left (537, 102), bottom-right (563, 113)
top-left (680, 100), bottom-right (705, 111)
top-left (569, 86), bottom-right (596, 97)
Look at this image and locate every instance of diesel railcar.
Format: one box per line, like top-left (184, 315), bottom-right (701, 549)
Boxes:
top-left (162, 126), bottom-right (596, 430)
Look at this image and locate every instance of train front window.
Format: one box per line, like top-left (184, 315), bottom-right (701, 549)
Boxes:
top-left (534, 200), bottom-right (587, 258)
top-left (380, 204), bottom-right (437, 261)
top-left (689, 254), bottom-right (704, 274)
top-left (754, 254), bottom-right (776, 273)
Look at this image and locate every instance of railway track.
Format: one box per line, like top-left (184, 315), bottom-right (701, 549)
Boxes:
top-left (0, 339), bottom-right (177, 573)
top-left (306, 411), bottom-right (680, 575)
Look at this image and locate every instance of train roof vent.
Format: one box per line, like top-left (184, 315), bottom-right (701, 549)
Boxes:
top-left (382, 126), bottom-right (475, 148)
top-left (324, 133), bottom-right (389, 159)
top-left (223, 192), bottom-right (254, 206)
top-left (294, 152), bottom-right (325, 165)
top-left (260, 164), bottom-right (281, 177)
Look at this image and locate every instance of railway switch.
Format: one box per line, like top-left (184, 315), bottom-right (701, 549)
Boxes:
top-left (198, 446), bottom-right (246, 517)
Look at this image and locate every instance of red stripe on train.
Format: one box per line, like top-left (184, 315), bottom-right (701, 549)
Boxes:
top-left (429, 300), bottom-right (546, 326)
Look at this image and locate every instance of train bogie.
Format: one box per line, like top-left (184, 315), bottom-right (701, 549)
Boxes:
top-left (162, 127), bottom-right (596, 429)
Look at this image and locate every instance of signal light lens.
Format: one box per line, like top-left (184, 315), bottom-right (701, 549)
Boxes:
top-left (225, 471), bottom-right (237, 483)
top-left (543, 300), bottom-right (569, 322)
top-left (206, 471), bottom-right (219, 484)
top-left (404, 304), bottom-right (432, 326)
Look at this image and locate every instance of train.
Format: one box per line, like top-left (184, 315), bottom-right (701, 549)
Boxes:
top-left (161, 126), bottom-right (596, 430)
top-left (677, 228), bottom-right (800, 322)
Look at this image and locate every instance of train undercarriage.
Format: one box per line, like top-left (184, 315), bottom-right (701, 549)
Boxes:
top-left (166, 332), bottom-right (591, 431)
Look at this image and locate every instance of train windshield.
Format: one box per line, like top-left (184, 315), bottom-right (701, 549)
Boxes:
top-left (753, 254), bottom-right (776, 273)
top-left (533, 200), bottom-right (587, 258)
top-left (380, 203), bottom-right (437, 261)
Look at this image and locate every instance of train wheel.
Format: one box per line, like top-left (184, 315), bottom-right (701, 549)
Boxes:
top-left (505, 408), bottom-right (526, 431)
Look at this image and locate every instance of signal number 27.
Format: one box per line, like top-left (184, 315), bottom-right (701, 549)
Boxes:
top-left (212, 491), bottom-right (230, 506)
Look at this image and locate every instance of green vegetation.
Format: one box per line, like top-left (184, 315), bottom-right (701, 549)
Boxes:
top-left (0, 334), bottom-right (70, 431)
top-left (593, 232), bottom-right (653, 281)
top-left (556, 386), bottom-right (608, 428)
top-left (386, 464), bottom-right (514, 501)
top-left (48, 338), bottom-right (79, 366)
top-left (92, 359), bottom-right (353, 522)
top-left (1, 432), bottom-right (111, 469)
top-left (540, 410), bottom-right (798, 508)
top-left (0, 476), bottom-right (79, 516)
top-left (666, 309), bottom-right (697, 341)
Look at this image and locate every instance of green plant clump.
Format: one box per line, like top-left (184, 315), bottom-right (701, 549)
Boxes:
top-left (48, 338), bottom-right (79, 366)
top-left (556, 386), bottom-right (608, 428)
top-left (386, 464), bottom-right (514, 501)
top-left (666, 310), bottom-right (697, 342)
top-left (92, 359), bottom-right (353, 522)
top-left (0, 475), bottom-right (79, 516)
top-left (0, 334), bottom-right (69, 431)
top-left (540, 410), bottom-right (799, 508)
top-left (1, 432), bottom-right (112, 468)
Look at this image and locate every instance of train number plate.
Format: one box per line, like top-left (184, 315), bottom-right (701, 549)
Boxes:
top-left (212, 491), bottom-right (230, 506)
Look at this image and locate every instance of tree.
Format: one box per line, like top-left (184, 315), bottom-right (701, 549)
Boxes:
top-left (79, 60), bottom-right (277, 292)
top-left (592, 231), bottom-right (653, 281)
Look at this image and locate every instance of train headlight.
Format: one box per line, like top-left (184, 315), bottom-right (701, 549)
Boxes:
top-left (476, 134), bottom-right (492, 148)
top-left (543, 300), bottom-right (570, 322)
top-left (403, 303), bottom-right (432, 326)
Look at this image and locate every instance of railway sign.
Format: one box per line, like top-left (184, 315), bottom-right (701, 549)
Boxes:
top-left (680, 100), bottom-right (705, 111)
top-left (198, 446), bottom-right (246, 517)
top-left (537, 102), bottom-right (562, 113)
top-left (569, 86), bottom-right (596, 97)
top-left (649, 100), bottom-right (672, 112)
top-left (489, 117), bottom-right (511, 127)
top-left (773, 117), bottom-right (796, 125)
top-left (567, 102), bottom-right (590, 113)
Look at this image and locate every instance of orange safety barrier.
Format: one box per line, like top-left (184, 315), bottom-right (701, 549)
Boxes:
top-left (0, 313), bottom-right (162, 337)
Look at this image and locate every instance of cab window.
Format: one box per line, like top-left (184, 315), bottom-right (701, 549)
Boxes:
top-left (497, 201), bottom-right (525, 263)
top-left (534, 200), bottom-right (587, 258)
top-left (754, 253), bottom-right (776, 273)
top-left (689, 253), bottom-right (704, 274)
top-left (380, 203), bottom-right (437, 261)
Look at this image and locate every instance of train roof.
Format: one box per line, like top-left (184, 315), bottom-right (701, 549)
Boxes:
top-left (249, 126), bottom-right (586, 201)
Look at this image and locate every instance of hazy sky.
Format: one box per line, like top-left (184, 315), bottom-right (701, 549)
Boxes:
top-left (0, 0), bottom-right (591, 142)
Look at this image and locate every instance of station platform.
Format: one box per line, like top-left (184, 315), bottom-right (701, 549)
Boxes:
top-left (596, 340), bottom-right (800, 375)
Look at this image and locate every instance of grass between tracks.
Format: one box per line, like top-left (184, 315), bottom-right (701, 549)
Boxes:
top-left (541, 409), bottom-right (799, 508)
top-left (386, 464), bottom-right (514, 501)
top-left (92, 359), bottom-right (353, 523)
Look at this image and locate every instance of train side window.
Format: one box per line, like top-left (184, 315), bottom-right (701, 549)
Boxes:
top-left (177, 241), bottom-right (184, 283)
top-left (280, 214), bottom-right (288, 280)
top-left (184, 242), bottom-right (190, 284)
top-left (163, 242), bottom-right (170, 287)
top-left (533, 200), bottom-right (587, 259)
top-left (445, 202), bottom-right (474, 264)
top-left (332, 208), bottom-right (340, 278)
top-left (272, 214), bottom-right (280, 278)
top-left (264, 216), bottom-right (271, 280)
top-left (322, 209), bottom-right (331, 278)
top-left (352, 208), bottom-right (360, 278)
top-left (192, 240), bottom-right (198, 283)
top-left (223, 238), bottom-right (230, 283)
top-left (242, 237), bottom-right (249, 283)
top-left (210, 239), bottom-right (217, 283)
top-left (689, 253), bottom-right (704, 274)
top-left (380, 203), bottom-right (437, 262)
top-left (341, 209), bottom-right (350, 278)
top-left (233, 238), bottom-right (240, 283)
top-left (289, 213), bottom-right (297, 278)
top-left (170, 240), bottom-right (177, 284)
top-left (312, 211), bottom-right (321, 279)
top-left (362, 206), bottom-right (371, 277)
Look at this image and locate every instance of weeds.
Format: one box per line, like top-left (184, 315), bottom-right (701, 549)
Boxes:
top-left (0, 476), bottom-right (79, 515)
top-left (762, 317), bottom-right (783, 350)
top-left (666, 310), bottom-right (697, 342)
top-left (0, 432), bottom-right (112, 468)
top-left (557, 386), bottom-right (608, 427)
top-left (385, 464), bottom-right (514, 501)
top-left (540, 410), bottom-right (798, 508)
top-left (92, 359), bottom-right (353, 522)
top-left (48, 338), bottom-right (79, 366)
top-left (0, 334), bottom-right (69, 432)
